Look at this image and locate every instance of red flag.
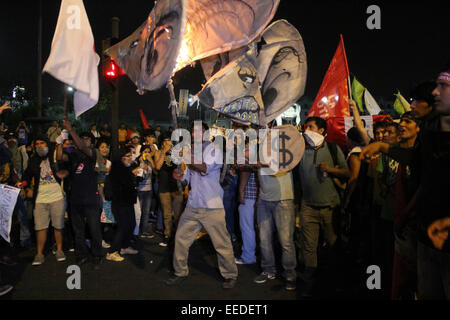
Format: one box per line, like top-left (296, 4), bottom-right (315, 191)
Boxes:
top-left (308, 35), bottom-right (350, 119)
top-left (139, 109), bottom-right (150, 130)
top-left (326, 115), bottom-right (390, 152)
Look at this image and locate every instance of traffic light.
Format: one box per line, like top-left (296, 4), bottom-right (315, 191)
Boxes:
top-left (102, 58), bottom-right (124, 82)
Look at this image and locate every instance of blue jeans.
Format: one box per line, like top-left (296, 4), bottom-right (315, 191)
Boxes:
top-left (138, 190), bottom-right (153, 234)
top-left (238, 198), bottom-right (257, 263)
top-left (13, 195), bottom-right (31, 245)
top-left (223, 175), bottom-right (238, 240)
top-left (257, 199), bottom-right (297, 280)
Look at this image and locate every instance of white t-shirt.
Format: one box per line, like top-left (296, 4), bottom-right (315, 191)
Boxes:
top-left (36, 159), bottom-right (64, 203)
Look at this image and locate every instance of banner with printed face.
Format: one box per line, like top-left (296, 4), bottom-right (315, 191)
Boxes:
top-left (256, 20), bottom-right (307, 124)
top-left (178, 0), bottom-right (280, 72)
top-left (106, 0), bottom-right (186, 93)
top-left (107, 0), bottom-right (279, 94)
top-left (197, 48), bottom-right (265, 126)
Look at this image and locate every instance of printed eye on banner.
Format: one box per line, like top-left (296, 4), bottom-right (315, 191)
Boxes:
top-left (256, 20), bottom-right (307, 124)
top-left (106, 0), bottom-right (186, 93)
top-left (106, 0), bottom-right (280, 94)
top-left (196, 48), bottom-right (265, 127)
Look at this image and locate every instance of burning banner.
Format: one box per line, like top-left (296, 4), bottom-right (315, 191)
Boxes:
top-left (106, 0), bottom-right (279, 94)
top-left (105, 0), bottom-right (186, 93)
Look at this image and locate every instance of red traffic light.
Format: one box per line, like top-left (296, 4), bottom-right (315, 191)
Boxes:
top-left (103, 58), bottom-right (124, 81)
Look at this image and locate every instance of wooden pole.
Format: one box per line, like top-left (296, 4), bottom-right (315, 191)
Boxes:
top-left (166, 78), bottom-right (178, 128)
top-left (63, 85), bottom-right (68, 119)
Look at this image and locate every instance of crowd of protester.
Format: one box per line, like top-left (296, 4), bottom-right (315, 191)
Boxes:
top-left (0, 65), bottom-right (449, 299)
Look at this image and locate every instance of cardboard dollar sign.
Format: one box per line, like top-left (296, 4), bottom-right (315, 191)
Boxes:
top-left (273, 125), bottom-right (304, 173)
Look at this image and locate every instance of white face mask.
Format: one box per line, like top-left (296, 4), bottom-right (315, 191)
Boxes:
top-left (303, 130), bottom-right (325, 147)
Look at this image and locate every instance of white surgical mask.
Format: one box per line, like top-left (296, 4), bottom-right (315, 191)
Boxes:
top-left (36, 147), bottom-right (49, 157)
top-left (303, 130), bottom-right (324, 147)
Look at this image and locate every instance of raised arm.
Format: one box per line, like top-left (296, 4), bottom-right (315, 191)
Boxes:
top-left (62, 119), bottom-right (93, 158)
top-left (349, 99), bottom-right (371, 145)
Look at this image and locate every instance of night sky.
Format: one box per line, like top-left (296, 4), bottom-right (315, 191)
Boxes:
top-left (1, 0), bottom-right (449, 123)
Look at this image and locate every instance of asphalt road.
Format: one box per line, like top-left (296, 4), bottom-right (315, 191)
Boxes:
top-left (0, 226), bottom-right (388, 302)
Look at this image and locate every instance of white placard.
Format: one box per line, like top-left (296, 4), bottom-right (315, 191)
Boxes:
top-left (0, 184), bottom-right (20, 243)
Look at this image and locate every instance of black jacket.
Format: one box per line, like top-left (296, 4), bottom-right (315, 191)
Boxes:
top-left (22, 155), bottom-right (62, 205)
top-left (388, 115), bottom-right (450, 251)
top-left (110, 160), bottom-right (137, 206)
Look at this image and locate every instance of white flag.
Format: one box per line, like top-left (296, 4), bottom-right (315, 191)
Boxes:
top-left (364, 89), bottom-right (382, 115)
top-left (43, 0), bottom-right (99, 118)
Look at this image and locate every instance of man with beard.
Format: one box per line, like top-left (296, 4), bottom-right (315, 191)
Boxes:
top-left (21, 135), bottom-right (68, 265)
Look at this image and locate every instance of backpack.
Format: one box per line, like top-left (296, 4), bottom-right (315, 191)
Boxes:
top-left (326, 142), bottom-right (351, 245)
top-left (326, 142), bottom-right (348, 195)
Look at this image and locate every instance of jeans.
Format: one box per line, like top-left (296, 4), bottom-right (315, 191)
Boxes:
top-left (159, 191), bottom-right (184, 238)
top-left (138, 191), bottom-right (153, 234)
top-left (13, 195), bottom-right (31, 245)
top-left (111, 205), bottom-right (136, 252)
top-left (238, 198), bottom-right (257, 263)
top-left (223, 175), bottom-right (238, 240)
top-left (173, 207), bottom-right (238, 279)
top-left (133, 199), bottom-right (141, 236)
top-left (71, 203), bottom-right (103, 258)
top-left (257, 199), bottom-right (296, 280)
top-left (299, 204), bottom-right (337, 268)
top-left (417, 241), bottom-right (450, 299)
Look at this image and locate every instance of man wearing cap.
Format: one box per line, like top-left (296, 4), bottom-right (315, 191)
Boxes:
top-left (57, 120), bottom-right (103, 268)
top-left (21, 135), bottom-right (68, 265)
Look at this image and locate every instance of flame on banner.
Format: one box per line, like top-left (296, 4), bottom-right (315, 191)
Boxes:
top-left (173, 23), bottom-right (192, 74)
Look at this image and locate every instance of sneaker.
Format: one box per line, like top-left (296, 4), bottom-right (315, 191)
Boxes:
top-left (285, 279), bottom-right (297, 291)
top-left (235, 258), bottom-right (256, 265)
top-left (222, 278), bottom-right (237, 289)
top-left (55, 251), bottom-right (66, 262)
top-left (68, 248), bottom-right (75, 252)
top-left (165, 275), bottom-right (187, 286)
top-left (140, 232), bottom-right (155, 239)
top-left (120, 247), bottom-right (139, 255)
top-left (32, 254), bottom-right (45, 266)
top-left (0, 285), bottom-right (13, 296)
top-left (254, 272), bottom-right (276, 284)
top-left (102, 240), bottom-right (111, 249)
top-left (158, 237), bottom-right (169, 247)
top-left (106, 251), bottom-right (124, 262)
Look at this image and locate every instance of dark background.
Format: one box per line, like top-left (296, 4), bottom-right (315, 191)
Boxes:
top-left (0, 0), bottom-right (449, 123)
